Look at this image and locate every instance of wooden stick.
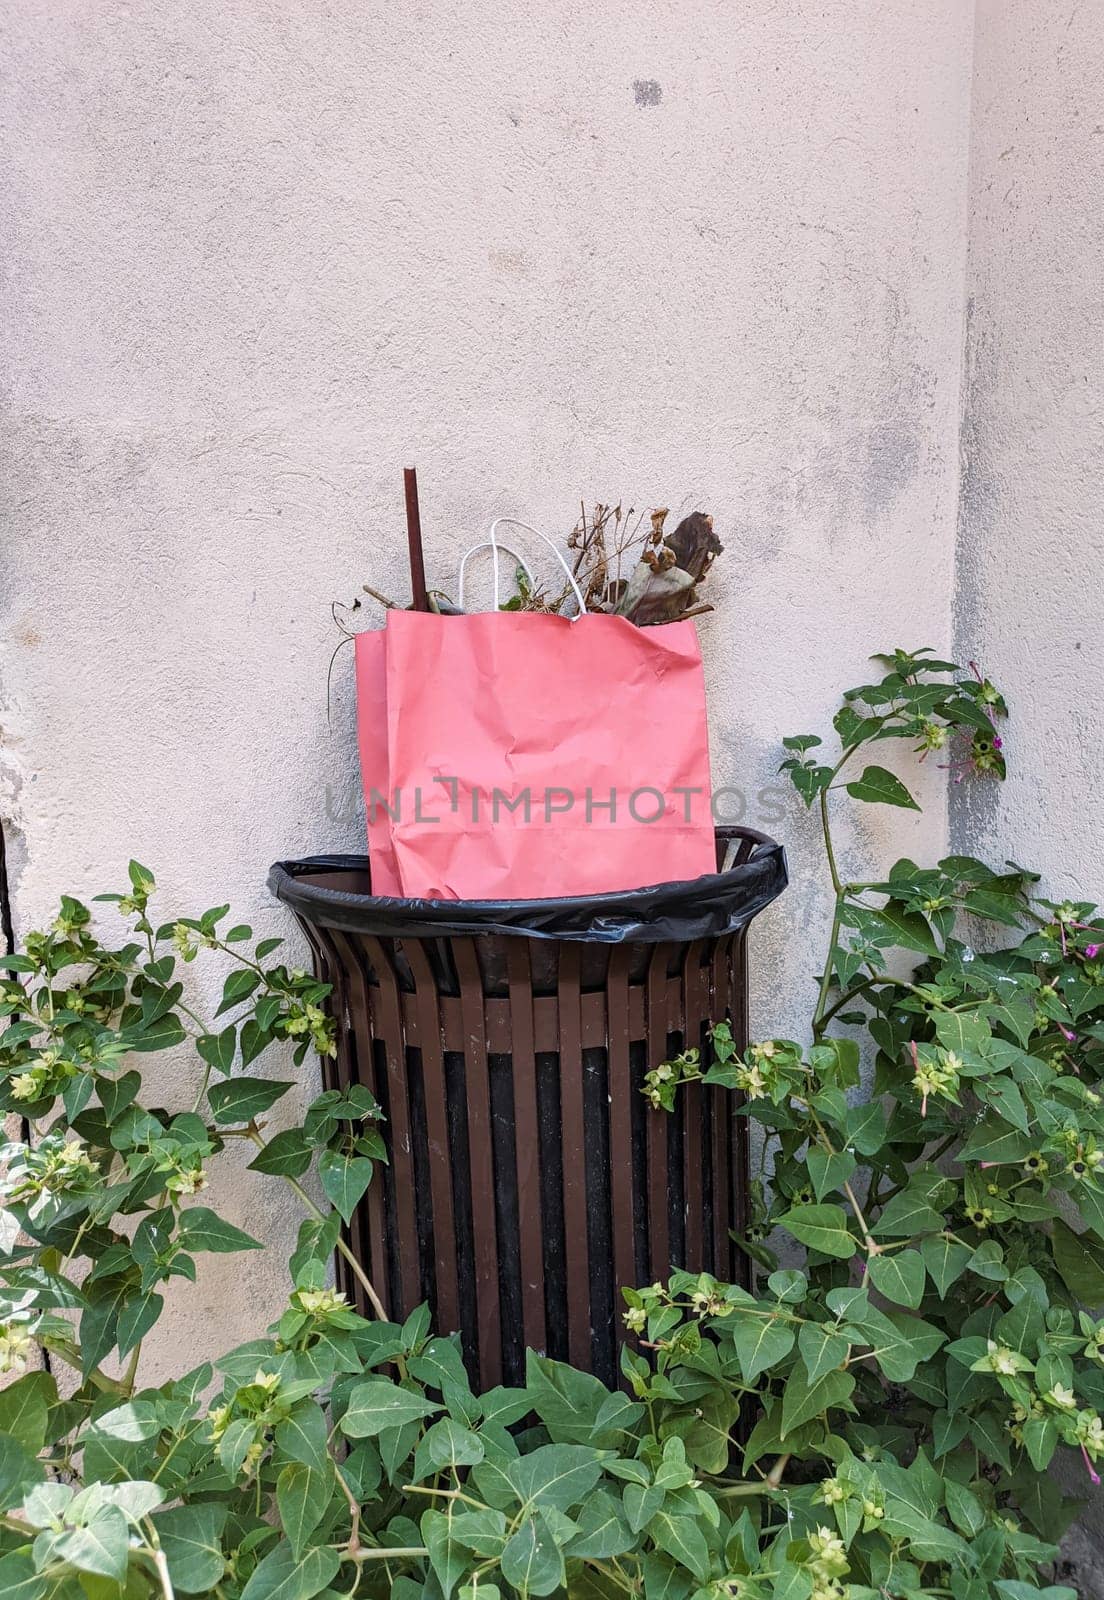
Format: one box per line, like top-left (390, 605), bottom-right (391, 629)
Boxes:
top-left (403, 466), bottom-right (430, 613)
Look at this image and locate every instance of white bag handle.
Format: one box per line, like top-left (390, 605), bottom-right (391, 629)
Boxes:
top-left (457, 517), bottom-right (588, 617)
top-left (457, 540), bottom-right (537, 611)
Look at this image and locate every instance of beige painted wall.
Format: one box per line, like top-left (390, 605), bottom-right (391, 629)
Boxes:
top-left (1, 0), bottom-right (974, 1378)
top-left (953, 0), bottom-right (1104, 893)
top-left (952, 3), bottom-right (1104, 1583)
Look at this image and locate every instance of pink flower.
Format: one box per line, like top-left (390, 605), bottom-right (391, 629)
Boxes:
top-left (1083, 1443), bottom-right (1101, 1487)
top-left (1086, 944), bottom-right (1100, 960)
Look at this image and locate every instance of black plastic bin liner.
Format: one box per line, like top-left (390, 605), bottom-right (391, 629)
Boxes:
top-left (267, 829), bottom-right (786, 943)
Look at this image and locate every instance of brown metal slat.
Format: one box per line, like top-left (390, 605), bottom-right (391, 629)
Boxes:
top-left (399, 938), bottom-right (460, 1339)
top-left (645, 945), bottom-right (670, 1281)
top-left (681, 940), bottom-right (707, 1273)
top-left (557, 942), bottom-right (590, 1370)
top-left (505, 941), bottom-right (546, 1359)
top-left (710, 934), bottom-right (736, 1280)
top-left (451, 937), bottom-right (502, 1388)
top-left (605, 945), bottom-right (636, 1337)
top-left (361, 935), bottom-right (420, 1313)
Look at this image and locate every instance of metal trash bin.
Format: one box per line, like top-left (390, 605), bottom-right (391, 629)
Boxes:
top-left (268, 826), bottom-right (786, 1389)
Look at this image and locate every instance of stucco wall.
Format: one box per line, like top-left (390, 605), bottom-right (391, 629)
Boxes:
top-left (952, 2), bottom-right (1104, 1587)
top-left (953, 0), bottom-right (1104, 897)
top-left (2, 1), bottom-right (973, 1377)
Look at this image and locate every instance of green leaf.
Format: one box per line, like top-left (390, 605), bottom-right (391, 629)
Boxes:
top-left (447, 1507), bottom-right (508, 1559)
top-left (177, 1206), bottom-right (263, 1254)
top-left (99, 1069), bottom-right (141, 1123)
top-left (646, 1509), bottom-right (711, 1583)
top-left (274, 1403), bottom-right (330, 1471)
top-left (0, 1372), bottom-right (54, 1452)
top-left (868, 1249), bottom-right (926, 1308)
top-left (197, 1025), bottom-right (237, 1076)
top-left (500, 1513), bottom-right (565, 1596)
top-left (959, 1118), bottom-right (1035, 1165)
top-left (318, 1151), bottom-right (375, 1224)
top-left (1074, 1180), bottom-right (1104, 1242)
top-left (130, 1014), bottom-right (186, 1052)
top-left (208, 1077), bottom-right (294, 1124)
top-left (0, 1430), bottom-right (45, 1509)
top-left (845, 765), bottom-right (920, 809)
top-left (239, 1542), bottom-right (341, 1600)
top-left (944, 1478), bottom-right (986, 1537)
top-left (413, 1418), bottom-right (485, 1482)
top-left (624, 1481), bottom-right (664, 1533)
top-left (778, 1203), bottom-right (857, 1259)
top-left (979, 1076), bottom-right (1029, 1133)
top-left (641, 1553), bottom-right (694, 1600)
top-left (1052, 1218), bottom-right (1104, 1306)
top-left (505, 1444), bottom-right (606, 1513)
top-left (240, 1018), bottom-right (275, 1066)
top-left (277, 1462), bottom-right (334, 1559)
top-left (524, 1353), bottom-right (618, 1446)
top-left (85, 1401), bottom-right (161, 1444)
top-left (217, 967), bottom-right (263, 1016)
top-left (797, 1320), bottom-right (850, 1382)
top-left (248, 1129), bottom-right (314, 1178)
top-left (422, 1508), bottom-right (468, 1599)
top-left (806, 1147), bottom-right (857, 1202)
top-left (920, 1235), bottom-right (972, 1297)
top-left (45, 1509), bottom-right (130, 1581)
top-left (996, 1584), bottom-right (1078, 1600)
top-left (779, 1365), bottom-right (855, 1437)
top-left (128, 859), bottom-right (155, 891)
top-left (341, 1378), bottom-right (441, 1437)
top-left (872, 1188), bottom-right (945, 1239)
top-left (879, 1500), bottom-right (966, 1563)
top-left (565, 1491), bottom-right (634, 1560)
top-left (845, 1101), bottom-right (888, 1156)
top-left (935, 1010), bottom-right (992, 1054)
top-left (859, 1307), bottom-right (946, 1382)
top-left (874, 900), bottom-right (940, 955)
top-left (1022, 1414), bottom-right (1059, 1471)
top-left (150, 1504), bottom-right (227, 1593)
top-left (0, 1552), bottom-right (46, 1600)
top-left (731, 1315), bottom-right (795, 1383)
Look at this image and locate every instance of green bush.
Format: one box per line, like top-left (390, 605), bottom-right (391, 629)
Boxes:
top-left (0, 648), bottom-right (1098, 1599)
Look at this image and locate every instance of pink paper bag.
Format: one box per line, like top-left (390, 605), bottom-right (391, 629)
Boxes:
top-left (352, 629), bottom-right (404, 897)
top-left (357, 609), bottom-right (714, 901)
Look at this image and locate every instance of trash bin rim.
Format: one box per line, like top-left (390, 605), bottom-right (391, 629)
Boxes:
top-left (267, 826), bottom-right (786, 944)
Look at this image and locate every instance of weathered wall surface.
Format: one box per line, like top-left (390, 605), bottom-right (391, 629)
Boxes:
top-left (952, 2), bottom-right (1104, 1588)
top-left (953, 0), bottom-right (1104, 898)
top-left (1, 1), bottom-right (973, 1375)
